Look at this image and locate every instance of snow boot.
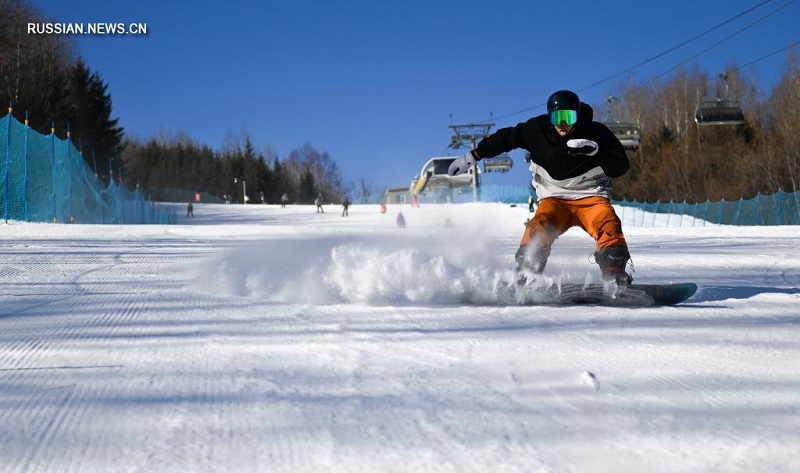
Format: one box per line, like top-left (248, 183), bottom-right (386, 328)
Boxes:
top-left (514, 244), bottom-right (549, 284)
top-left (594, 246), bottom-right (633, 285)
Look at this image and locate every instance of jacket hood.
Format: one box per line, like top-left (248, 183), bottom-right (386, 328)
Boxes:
top-left (577, 102), bottom-right (593, 125)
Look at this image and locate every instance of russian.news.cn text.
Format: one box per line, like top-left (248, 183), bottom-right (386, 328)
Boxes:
top-left (27, 23), bottom-right (148, 36)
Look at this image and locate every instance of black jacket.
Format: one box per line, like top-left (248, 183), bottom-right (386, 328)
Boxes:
top-left (473, 103), bottom-right (629, 180)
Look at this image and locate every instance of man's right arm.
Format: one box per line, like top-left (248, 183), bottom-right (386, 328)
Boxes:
top-left (474, 120), bottom-right (531, 159)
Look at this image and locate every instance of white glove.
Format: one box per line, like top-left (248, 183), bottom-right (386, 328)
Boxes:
top-left (447, 152), bottom-right (476, 176)
top-left (566, 139), bottom-right (599, 157)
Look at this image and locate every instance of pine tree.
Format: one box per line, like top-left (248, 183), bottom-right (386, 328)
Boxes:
top-left (298, 168), bottom-right (317, 204)
top-left (68, 59), bottom-right (124, 184)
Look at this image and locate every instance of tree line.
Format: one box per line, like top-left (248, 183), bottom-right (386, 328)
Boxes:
top-left (122, 134), bottom-right (352, 204)
top-left (3, 0), bottom-right (798, 204)
top-left (1, 0), bottom-right (124, 184)
top-left (600, 55), bottom-right (799, 202)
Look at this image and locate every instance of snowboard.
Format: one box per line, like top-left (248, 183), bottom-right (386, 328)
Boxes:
top-left (499, 281), bottom-right (698, 306)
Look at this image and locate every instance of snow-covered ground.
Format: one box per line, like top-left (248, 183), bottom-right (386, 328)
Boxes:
top-left (1, 202), bottom-right (798, 473)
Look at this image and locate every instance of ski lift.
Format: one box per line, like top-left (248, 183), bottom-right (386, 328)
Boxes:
top-left (482, 153), bottom-right (513, 173)
top-left (603, 96), bottom-right (641, 151)
top-left (411, 156), bottom-right (477, 195)
top-left (605, 121), bottom-right (641, 151)
top-left (695, 73), bottom-right (745, 126)
top-left (694, 100), bottom-right (745, 125)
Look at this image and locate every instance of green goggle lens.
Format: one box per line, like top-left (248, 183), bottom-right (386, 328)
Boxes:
top-left (549, 109), bottom-right (578, 126)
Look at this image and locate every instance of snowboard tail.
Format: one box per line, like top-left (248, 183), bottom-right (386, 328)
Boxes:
top-left (503, 282), bottom-right (698, 306)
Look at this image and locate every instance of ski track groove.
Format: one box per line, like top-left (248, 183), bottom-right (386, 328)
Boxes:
top-left (583, 325), bottom-right (780, 469)
top-left (269, 428), bottom-right (318, 472)
top-left (11, 386), bottom-right (77, 473)
top-left (0, 240), bottom-right (196, 473)
top-left (345, 326), bottom-right (541, 471)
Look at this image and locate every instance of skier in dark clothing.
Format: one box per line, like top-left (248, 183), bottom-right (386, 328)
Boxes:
top-left (448, 90), bottom-right (633, 284)
top-left (342, 198), bottom-right (351, 217)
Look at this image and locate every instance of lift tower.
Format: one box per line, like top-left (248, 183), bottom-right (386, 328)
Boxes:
top-left (448, 116), bottom-right (494, 201)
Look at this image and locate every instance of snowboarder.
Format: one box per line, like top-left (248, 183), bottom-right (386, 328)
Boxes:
top-left (342, 198), bottom-right (351, 217)
top-left (448, 89), bottom-right (633, 284)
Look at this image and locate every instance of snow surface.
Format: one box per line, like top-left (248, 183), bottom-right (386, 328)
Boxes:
top-left (1, 202), bottom-right (798, 473)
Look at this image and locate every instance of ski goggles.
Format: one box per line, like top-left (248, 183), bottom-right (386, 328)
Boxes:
top-left (549, 109), bottom-right (578, 126)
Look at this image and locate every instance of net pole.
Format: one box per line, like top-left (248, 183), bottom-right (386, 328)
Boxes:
top-left (51, 122), bottom-right (57, 222)
top-left (4, 105), bottom-right (12, 222)
top-left (23, 111), bottom-right (30, 221)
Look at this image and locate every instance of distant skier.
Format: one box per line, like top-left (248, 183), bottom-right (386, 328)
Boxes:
top-left (396, 211), bottom-right (406, 228)
top-left (281, 193), bottom-right (289, 208)
top-left (315, 194), bottom-right (324, 213)
top-left (448, 89), bottom-right (633, 284)
top-left (342, 198), bottom-right (351, 217)
top-left (186, 201), bottom-right (193, 218)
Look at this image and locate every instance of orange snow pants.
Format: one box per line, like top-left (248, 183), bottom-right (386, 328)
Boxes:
top-left (520, 196), bottom-right (627, 252)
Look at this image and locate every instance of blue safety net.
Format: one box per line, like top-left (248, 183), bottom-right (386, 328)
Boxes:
top-left (1, 112), bottom-right (175, 224)
top-left (614, 191), bottom-right (800, 226)
top-left (372, 182), bottom-right (799, 226)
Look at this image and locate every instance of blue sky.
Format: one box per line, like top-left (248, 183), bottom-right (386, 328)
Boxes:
top-left (29, 0), bottom-right (800, 191)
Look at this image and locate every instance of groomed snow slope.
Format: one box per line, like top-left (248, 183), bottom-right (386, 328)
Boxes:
top-left (1, 202), bottom-right (798, 472)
